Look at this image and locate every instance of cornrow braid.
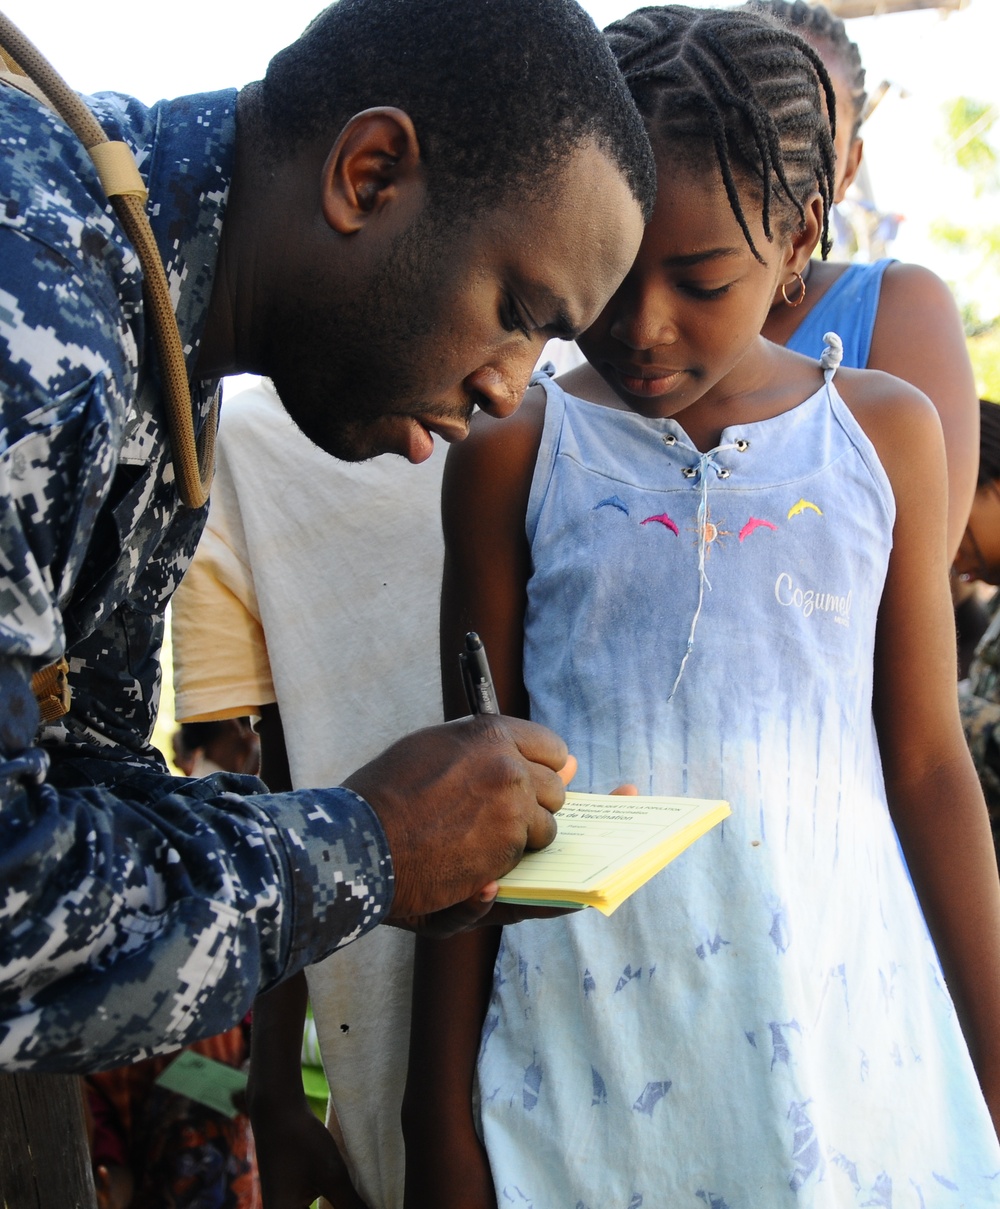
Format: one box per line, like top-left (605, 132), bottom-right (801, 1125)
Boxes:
top-left (606, 5), bottom-right (837, 262)
top-left (748, 0), bottom-right (867, 137)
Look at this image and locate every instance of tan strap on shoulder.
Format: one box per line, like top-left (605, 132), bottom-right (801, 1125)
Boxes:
top-left (88, 140), bottom-right (148, 200)
top-left (0, 63), bottom-right (49, 107)
top-left (1, 11), bottom-right (223, 722)
top-left (0, 10), bottom-right (216, 511)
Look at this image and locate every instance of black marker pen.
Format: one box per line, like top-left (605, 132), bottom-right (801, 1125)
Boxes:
top-left (460, 631), bottom-right (500, 715)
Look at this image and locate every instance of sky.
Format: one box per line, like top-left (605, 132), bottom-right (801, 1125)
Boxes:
top-left (5, 0), bottom-right (998, 304)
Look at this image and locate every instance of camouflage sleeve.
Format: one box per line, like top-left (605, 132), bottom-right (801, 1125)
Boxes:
top-left (0, 719), bottom-right (394, 1072)
top-left (0, 225), bottom-right (394, 1072)
top-left (958, 689), bottom-right (1000, 858)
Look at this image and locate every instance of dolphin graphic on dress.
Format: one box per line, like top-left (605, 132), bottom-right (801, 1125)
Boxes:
top-left (787, 498), bottom-right (823, 519)
top-left (641, 513), bottom-right (679, 535)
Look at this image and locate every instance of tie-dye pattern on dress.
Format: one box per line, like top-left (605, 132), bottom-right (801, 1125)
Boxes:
top-left (474, 365), bottom-right (1000, 1207)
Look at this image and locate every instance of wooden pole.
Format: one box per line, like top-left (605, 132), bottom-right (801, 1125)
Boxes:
top-left (0, 1074), bottom-right (97, 1209)
top-left (824, 0), bottom-right (968, 17)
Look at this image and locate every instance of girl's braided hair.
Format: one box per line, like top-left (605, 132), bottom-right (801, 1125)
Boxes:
top-left (606, 4), bottom-right (837, 262)
top-left (749, 0), bottom-right (867, 138)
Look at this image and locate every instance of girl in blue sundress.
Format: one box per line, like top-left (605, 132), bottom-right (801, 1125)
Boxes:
top-left (403, 7), bottom-right (1000, 1207)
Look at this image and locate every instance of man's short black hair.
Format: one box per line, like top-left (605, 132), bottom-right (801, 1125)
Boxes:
top-left (253, 0), bottom-right (656, 219)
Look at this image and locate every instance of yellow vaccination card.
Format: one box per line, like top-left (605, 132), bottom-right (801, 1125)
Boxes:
top-left (496, 791), bottom-right (730, 916)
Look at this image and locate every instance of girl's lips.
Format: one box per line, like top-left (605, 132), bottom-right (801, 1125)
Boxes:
top-left (615, 366), bottom-right (684, 397)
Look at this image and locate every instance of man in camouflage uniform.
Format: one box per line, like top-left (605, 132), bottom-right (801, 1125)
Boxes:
top-left (0, 0), bottom-right (653, 1070)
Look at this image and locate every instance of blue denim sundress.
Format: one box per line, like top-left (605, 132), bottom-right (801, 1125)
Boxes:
top-left (475, 346), bottom-right (1000, 1207)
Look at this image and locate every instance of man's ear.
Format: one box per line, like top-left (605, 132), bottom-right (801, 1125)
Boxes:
top-left (320, 107), bottom-right (422, 234)
top-left (835, 136), bottom-right (864, 205)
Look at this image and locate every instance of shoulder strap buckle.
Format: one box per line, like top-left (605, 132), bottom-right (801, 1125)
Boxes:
top-left (32, 657), bottom-right (71, 722)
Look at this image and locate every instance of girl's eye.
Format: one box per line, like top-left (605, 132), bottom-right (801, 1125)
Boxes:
top-left (680, 281), bottom-right (734, 300)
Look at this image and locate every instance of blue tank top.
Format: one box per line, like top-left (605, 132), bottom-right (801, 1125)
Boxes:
top-left (785, 259), bottom-right (893, 368)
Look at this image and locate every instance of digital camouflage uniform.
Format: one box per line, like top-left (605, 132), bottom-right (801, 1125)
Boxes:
top-left (960, 592), bottom-right (1000, 855)
top-left (0, 85), bottom-right (393, 1072)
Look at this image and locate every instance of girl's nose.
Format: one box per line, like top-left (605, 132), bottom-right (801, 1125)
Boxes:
top-left (608, 280), bottom-right (677, 352)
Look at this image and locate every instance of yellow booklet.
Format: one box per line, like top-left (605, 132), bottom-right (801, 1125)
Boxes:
top-left (497, 791), bottom-right (730, 916)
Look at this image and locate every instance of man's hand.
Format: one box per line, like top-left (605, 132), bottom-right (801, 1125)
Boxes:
top-left (343, 715), bottom-right (567, 925)
top-left (391, 765), bottom-right (637, 933)
top-left (383, 884), bottom-right (575, 936)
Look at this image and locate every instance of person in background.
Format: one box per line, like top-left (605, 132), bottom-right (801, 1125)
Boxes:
top-left (84, 1015), bottom-right (257, 1209)
top-left (170, 331), bottom-right (582, 1208)
top-left (172, 720), bottom-right (260, 779)
top-left (956, 400), bottom-right (1000, 848)
top-left (86, 715), bottom-right (266, 1209)
top-left (753, 0), bottom-right (979, 561)
top-left (171, 380), bottom-right (448, 1209)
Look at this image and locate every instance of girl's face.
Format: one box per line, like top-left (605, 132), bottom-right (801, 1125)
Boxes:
top-left (954, 481), bottom-right (1000, 586)
top-left (578, 158), bottom-right (800, 422)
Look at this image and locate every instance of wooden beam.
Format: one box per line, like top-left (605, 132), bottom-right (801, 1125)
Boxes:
top-left (0, 1074), bottom-right (97, 1209)
top-left (824, 0), bottom-right (968, 16)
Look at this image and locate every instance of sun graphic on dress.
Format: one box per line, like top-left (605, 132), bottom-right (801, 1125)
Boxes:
top-left (689, 507), bottom-right (730, 554)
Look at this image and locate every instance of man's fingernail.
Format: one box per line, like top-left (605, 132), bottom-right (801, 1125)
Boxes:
top-left (558, 754), bottom-right (578, 785)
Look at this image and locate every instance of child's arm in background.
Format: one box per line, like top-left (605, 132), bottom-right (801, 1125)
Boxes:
top-left (846, 367), bottom-right (1000, 1138)
top-left (402, 393), bottom-right (547, 1209)
top-left (870, 262), bottom-right (979, 561)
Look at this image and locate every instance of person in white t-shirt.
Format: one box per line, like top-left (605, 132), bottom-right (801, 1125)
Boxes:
top-left (172, 378), bottom-right (446, 1209)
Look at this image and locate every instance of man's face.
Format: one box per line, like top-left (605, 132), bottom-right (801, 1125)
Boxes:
top-left (263, 141), bottom-right (645, 463)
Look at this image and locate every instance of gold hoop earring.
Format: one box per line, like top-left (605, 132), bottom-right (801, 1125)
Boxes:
top-left (781, 271), bottom-right (807, 308)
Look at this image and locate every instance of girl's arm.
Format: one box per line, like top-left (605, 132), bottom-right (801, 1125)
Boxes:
top-left (870, 263), bottom-right (979, 561)
top-left (846, 368), bottom-right (1000, 1137)
top-left (402, 393), bottom-right (547, 1209)
top-left (403, 928), bottom-right (501, 1209)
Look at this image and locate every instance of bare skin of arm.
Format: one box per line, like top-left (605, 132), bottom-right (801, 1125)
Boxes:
top-left (839, 366), bottom-right (1000, 1135)
top-left (763, 260), bottom-right (978, 560)
top-left (403, 393), bottom-right (547, 1209)
top-left (248, 703), bottom-right (369, 1209)
top-left (869, 263), bottom-right (979, 561)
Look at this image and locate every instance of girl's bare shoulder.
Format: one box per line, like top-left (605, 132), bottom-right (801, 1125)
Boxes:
top-left (444, 383), bottom-right (548, 509)
top-left (832, 364), bottom-right (943, 486)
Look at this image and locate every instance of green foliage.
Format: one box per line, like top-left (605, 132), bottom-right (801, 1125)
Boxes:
top-left (933, 96), bottom-right (1000, 373)
top-left (959, 301), bottom-right (996, 340)
top-left (967, 323), bottom-right (1000, 403)
top-left (943, 97), bottom-right (998, 194)
top-left (930, 218), bottom-right (1000, 262)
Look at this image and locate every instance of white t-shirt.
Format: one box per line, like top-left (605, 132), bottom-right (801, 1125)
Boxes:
top-left (172, 379), bottom-right (446, 1209)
